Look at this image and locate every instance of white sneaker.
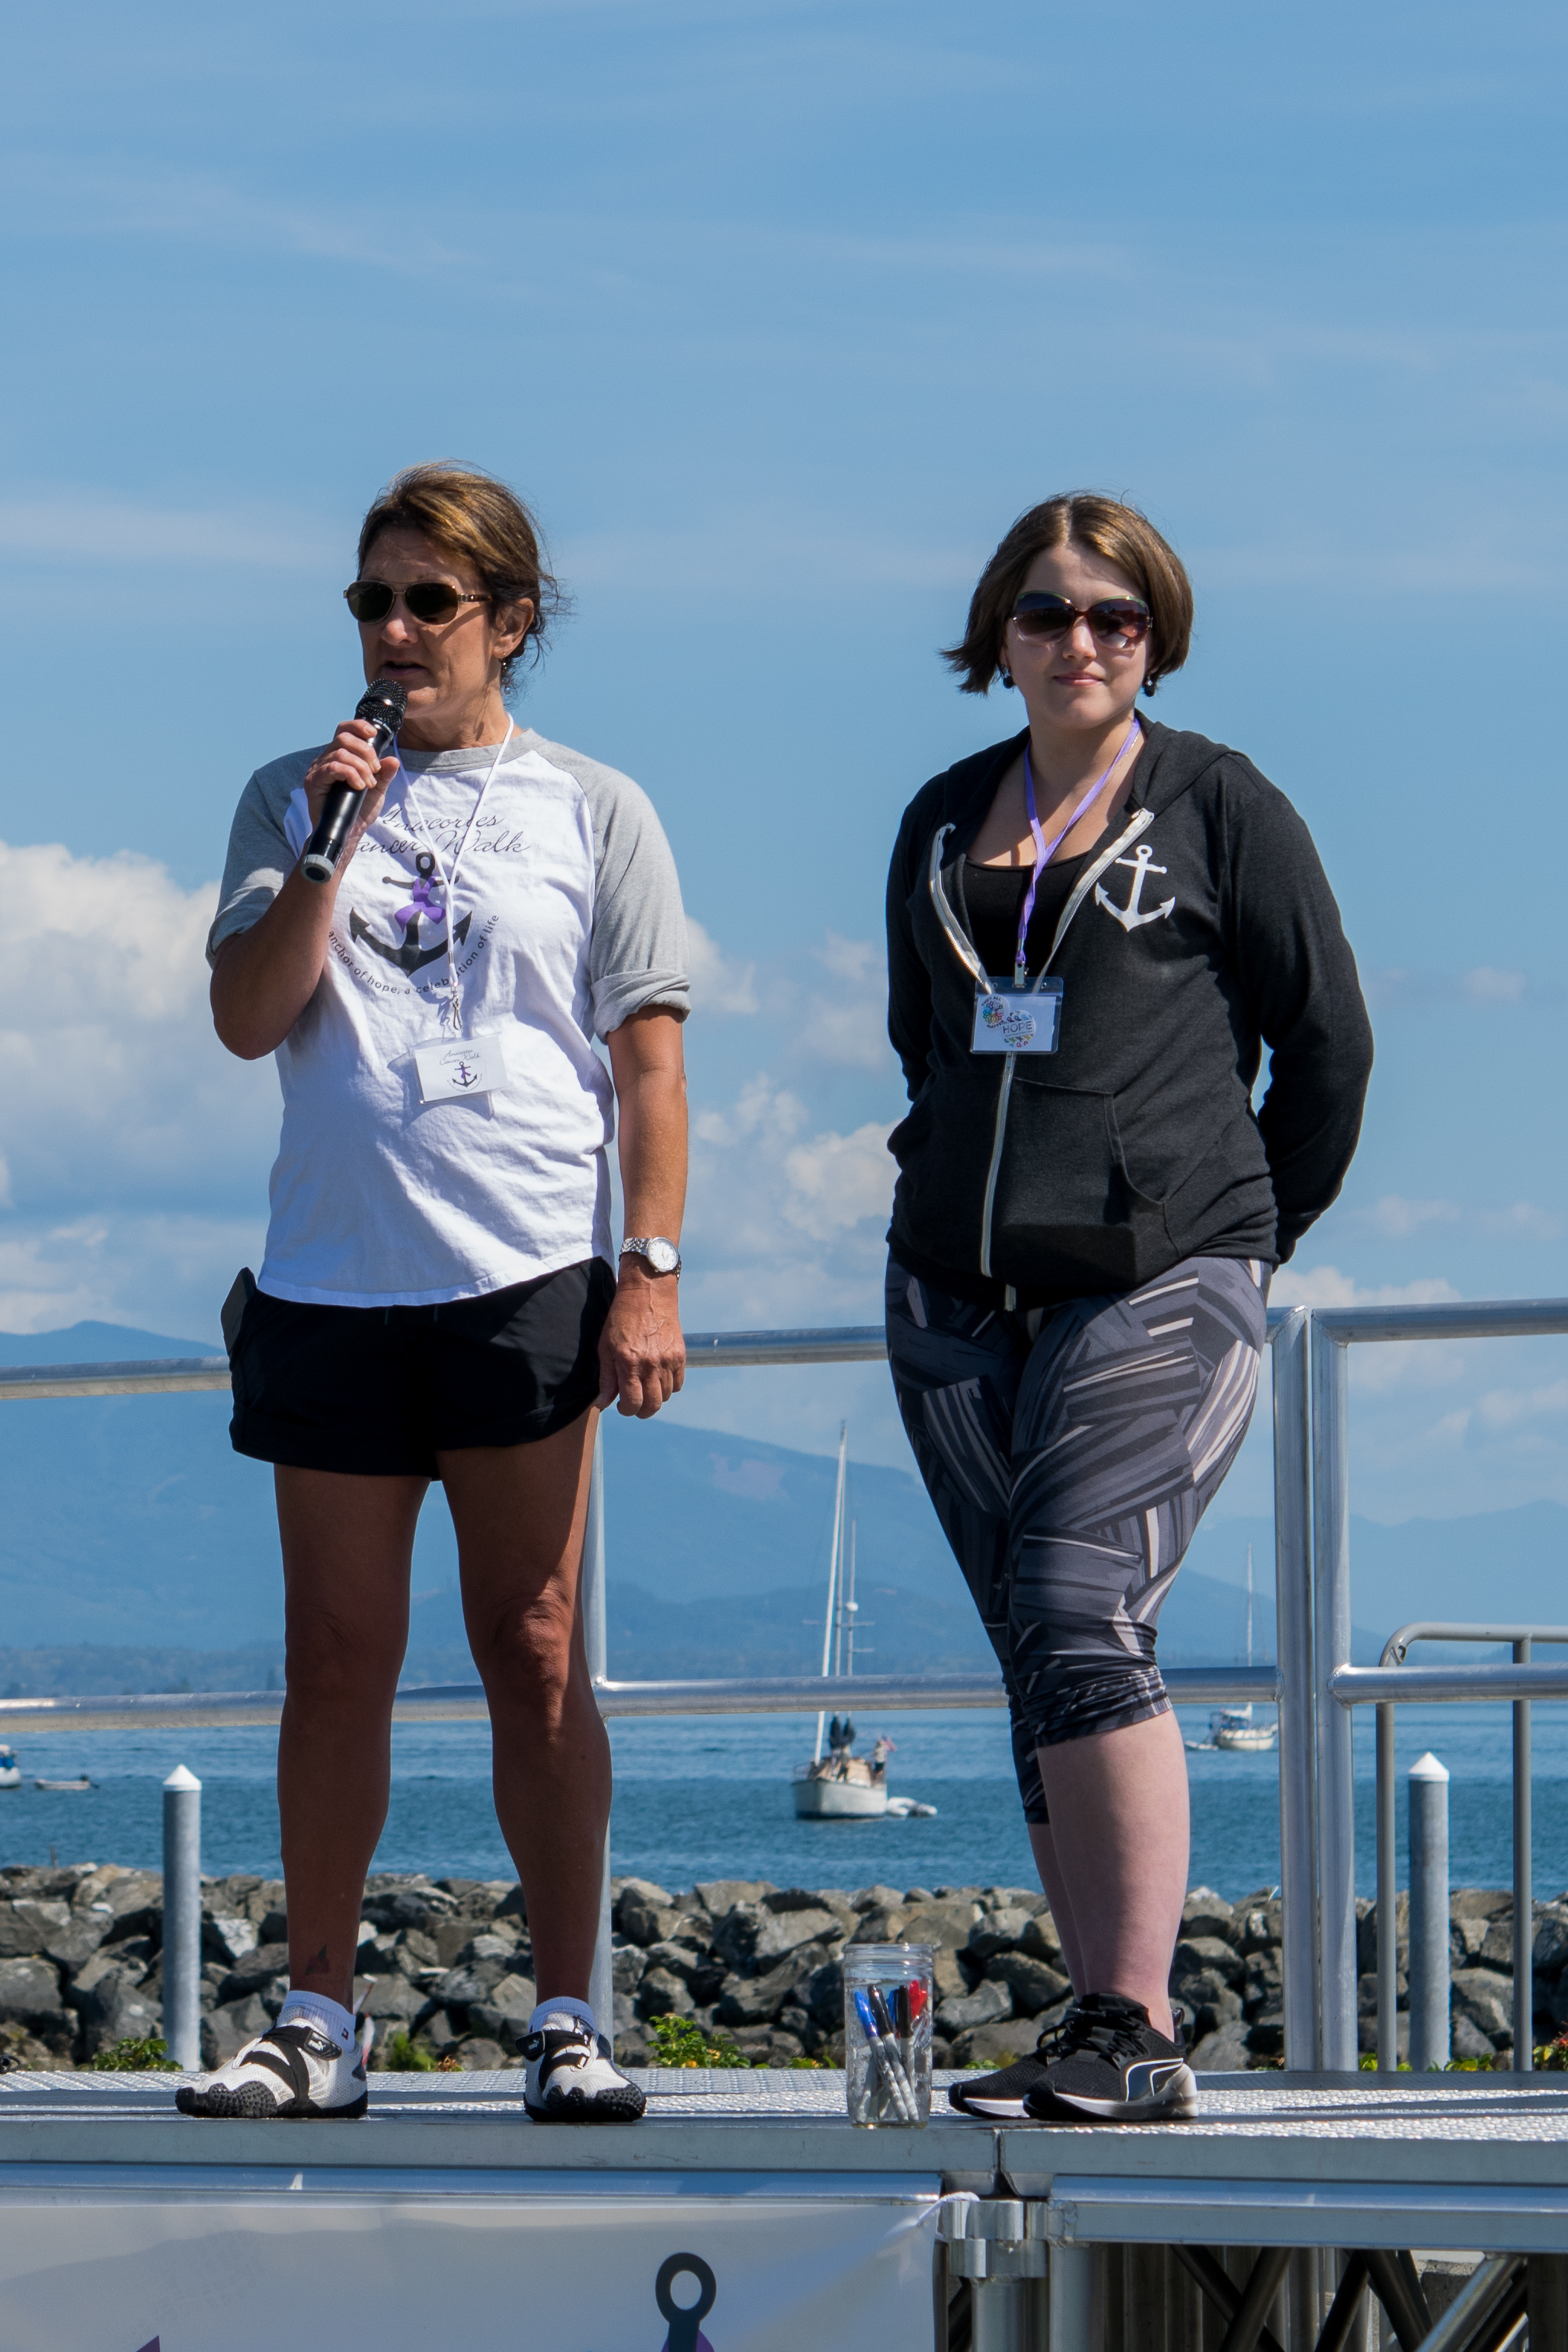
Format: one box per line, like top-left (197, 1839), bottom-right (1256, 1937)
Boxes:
top-left (523, 2014), bottom-right (646, 2123)
top-left (176, 2018), bottom-right (372, 2120)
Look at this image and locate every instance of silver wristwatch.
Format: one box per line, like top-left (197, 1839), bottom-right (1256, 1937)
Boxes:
top-left (620, 1236), bottom-right (682, 1276)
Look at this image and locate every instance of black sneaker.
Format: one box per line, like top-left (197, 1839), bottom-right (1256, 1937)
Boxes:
top-left (1020, 1993), bottom-right (1195, 2123)
top-left (946, 2030), bottom-right (1061, 2120)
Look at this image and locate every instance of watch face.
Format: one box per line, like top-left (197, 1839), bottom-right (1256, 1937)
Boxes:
top-left (646, 1237), bottom-right (680, 1275)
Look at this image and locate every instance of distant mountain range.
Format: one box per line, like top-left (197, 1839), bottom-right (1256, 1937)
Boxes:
top-left (0, 1319), bottom-right (1560, 1691)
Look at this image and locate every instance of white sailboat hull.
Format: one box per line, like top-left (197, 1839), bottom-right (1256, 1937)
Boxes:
top-left (792, 1776), bottom-right (888, 1819)
top-left (1213, 1725), bottom-right (1278, 1752)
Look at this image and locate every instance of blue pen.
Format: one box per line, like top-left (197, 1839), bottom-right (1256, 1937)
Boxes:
top-left (853, 1989), bottom-right (917, 2122)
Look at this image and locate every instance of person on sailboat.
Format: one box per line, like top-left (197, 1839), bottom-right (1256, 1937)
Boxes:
top-left (883, 494), bottom-right (1371, 2124)
top-left (186, 463), bottom-right (688, 2126)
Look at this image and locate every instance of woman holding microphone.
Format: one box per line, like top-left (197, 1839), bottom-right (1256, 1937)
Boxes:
top-left (885, 493), bottom-right (1371, 2123)
top-left (183, 462), bottom-right (687, 2123)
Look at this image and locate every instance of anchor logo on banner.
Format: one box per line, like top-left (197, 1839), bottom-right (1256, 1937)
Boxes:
top-left (656, 2251), bottom-right (718, 2352)
top-left (1095, 841), bottom-right (1175, 933)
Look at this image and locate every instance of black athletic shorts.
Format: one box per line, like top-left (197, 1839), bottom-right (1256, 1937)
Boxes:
top-left (227, 1257), bottom-right (617, 1478)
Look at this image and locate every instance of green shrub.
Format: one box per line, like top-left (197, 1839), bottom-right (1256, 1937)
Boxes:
top-left (646, 2014), bottom-right (762, 2069)
top-left (380, 2029), bottom-right (436, 2072)
top-left (91, 2035), bottom-right (178, 2072)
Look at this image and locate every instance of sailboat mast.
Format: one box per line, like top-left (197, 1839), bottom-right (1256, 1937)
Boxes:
top-left (1245, 1544), bottom-right (1253, 1669)
top-left (814, 1422), bottom-right (848, 1762)
top-left (845, 1522), bottom-right (857, 1675)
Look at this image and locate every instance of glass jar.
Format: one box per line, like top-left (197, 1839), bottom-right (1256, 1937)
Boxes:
top-left (843, 1942), bottom-right (933, 2126)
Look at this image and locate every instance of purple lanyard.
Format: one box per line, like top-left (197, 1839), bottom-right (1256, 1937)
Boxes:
top-left (1013, 718), bottom-right (1142, 981)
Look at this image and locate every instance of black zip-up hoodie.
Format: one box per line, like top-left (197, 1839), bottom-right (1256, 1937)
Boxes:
top-left (885, 720), bottom-right (1374, 1306)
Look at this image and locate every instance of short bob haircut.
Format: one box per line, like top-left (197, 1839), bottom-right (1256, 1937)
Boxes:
top-left (357, 461), bottom-right (565, 695)
top-left (943, 493), bottom-right (1193, 697)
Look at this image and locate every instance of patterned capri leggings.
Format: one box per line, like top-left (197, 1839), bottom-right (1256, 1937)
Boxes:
top-left (885, 1251), bottom-right (1269, 1822)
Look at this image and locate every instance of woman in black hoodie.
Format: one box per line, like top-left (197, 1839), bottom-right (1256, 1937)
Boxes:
top-left (885, 494), bottom-right (1371, 2123)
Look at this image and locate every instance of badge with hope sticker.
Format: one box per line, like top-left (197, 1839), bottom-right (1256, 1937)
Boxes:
top-left (971, 976), bottom-right (1062, 1055)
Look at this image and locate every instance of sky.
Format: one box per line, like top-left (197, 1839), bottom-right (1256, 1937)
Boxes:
top-left (2, 0), bottom-right (1567, 1528)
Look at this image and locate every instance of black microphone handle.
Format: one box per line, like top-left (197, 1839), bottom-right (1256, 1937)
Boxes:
top-left (300, 715), bottom-right (398, 885)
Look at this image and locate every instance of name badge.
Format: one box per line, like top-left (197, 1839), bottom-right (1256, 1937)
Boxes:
top-left (414, 1034), bottom-right (508, 1103)
top-left (971, 976), bottom-right (1063, 1055)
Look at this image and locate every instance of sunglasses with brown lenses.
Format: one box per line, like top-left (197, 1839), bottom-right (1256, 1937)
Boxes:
top-left (1010, 593), bottom-right (1151, 650)
top-left (344, 580), bottom-right (490, 626)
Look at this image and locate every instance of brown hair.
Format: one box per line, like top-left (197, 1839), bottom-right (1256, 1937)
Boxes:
top-left (357, 461), bottom-right (565, 693)
top-left (942, 493), bottom-right (1193, 696)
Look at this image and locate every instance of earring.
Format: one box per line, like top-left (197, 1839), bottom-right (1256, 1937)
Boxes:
top-left (999, 668), bottom-right (1014, 690)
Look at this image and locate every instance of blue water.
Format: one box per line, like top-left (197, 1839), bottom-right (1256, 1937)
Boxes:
top-left (0, 1705), bottom-right (1553, 1902)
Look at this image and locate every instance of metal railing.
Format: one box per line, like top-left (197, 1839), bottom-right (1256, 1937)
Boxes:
top-left (1311, 1300), bottom-right (1568, 2073)
top-left (1369, 1623), bottom-right (1568, 2072)
top-left (7, 1293), bottom-right (1567, 2074)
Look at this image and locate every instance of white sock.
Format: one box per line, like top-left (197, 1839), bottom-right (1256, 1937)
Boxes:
top-left (530, 1995), bottom-right (596, 2037)
top-left (277, 1991), bottom-right (355, 2052)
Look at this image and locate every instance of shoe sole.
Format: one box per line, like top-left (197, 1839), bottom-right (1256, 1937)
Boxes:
top-left (1027, 2064), bottom-right (1197, 2125)
top-left (175, 2087), bottom-right (369, 2120)
top-left (524, 2086), bottom-right (647, 2123)
top-left (950, 2094), bottom-right (1032, 2120)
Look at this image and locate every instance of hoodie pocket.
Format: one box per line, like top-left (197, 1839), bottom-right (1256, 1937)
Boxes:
top-left (989, 1080), bottom-right (1170, 1293)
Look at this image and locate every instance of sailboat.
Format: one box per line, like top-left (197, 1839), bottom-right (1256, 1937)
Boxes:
top-left (1208, 1546), bottom-right (1278, 1752)
top-left (792, 1427), bottom-right (892, 1819)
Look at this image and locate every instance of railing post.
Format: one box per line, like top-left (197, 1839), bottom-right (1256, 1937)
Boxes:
top-left (1515, 1636), bottom-right (1533, 2071)
top-left (1271, 1305), bottom-right (1319, 2070)
top-left (161, 1765), bottom-right (202, 2070)
top-left (1311, 1318), bottom-right (1358, 2071)
top-left (1376, 1703), bottom-right (1398, 2072)
top-left (583, 1419), bottom-right (615, 2051)
top-left (1408, 1751), bottom-right (1451, 2071)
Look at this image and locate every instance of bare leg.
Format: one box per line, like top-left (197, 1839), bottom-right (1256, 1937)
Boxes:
top-left (275, 1467), bottom-right (427, 2009)
top-left (441, 1408), bottom-right (608, 2005)
top-left (1033, 1710), bottom-right (1190, 2038)
top-left (1026, 1822), bottom-right (1086, 1994)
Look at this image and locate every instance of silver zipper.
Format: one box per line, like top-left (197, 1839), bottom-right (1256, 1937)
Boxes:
top-left (950, 808), bottom-right (1155, 1278)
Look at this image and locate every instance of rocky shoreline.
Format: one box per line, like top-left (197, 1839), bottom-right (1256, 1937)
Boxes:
top-left (0, 1862), bottom-right (1554, 2071)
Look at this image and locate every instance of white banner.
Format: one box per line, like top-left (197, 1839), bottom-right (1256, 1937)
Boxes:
top-left (0, 2170), bottom-right (942, 2352)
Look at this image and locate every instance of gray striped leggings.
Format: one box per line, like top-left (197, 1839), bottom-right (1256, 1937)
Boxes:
top-left (885, 1251), bottom-right (1267, 1820)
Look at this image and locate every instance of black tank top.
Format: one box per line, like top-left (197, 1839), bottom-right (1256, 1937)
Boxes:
top-left (962, 853), bottom-right (1089, 981)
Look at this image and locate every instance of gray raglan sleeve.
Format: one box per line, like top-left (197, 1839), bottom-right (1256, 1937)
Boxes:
top-left (550, 746), bottom-right (690, 1035)
top-left (205, 751), bottom-right (316, 966)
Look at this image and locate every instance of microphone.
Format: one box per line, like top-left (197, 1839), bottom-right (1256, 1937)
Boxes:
top-left (300, 678), bottom-right (408, 885)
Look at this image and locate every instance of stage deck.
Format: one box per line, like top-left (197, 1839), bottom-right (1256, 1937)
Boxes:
top-left (0, 2069), bottom-right (1566, 2251)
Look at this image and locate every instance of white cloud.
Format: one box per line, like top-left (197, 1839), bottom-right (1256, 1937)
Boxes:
top-left (0, 494), bottom-right (335, 571)
top-left (685, 918), bottom-right (759, 1016)
top-left (0, 839), bottom-right (277, 1330)
top-left (1465, 967), bottom-right (1528, 1003)
top-left (1359, 1195), bottom-right (1461, 1239)
top-left (1479, 1202), bottom-right (1564, 1241)
top-left (792, 934), bottom-right (894, 1074)
top-left (782, 1122), bottom-right (896, 1241)
top-left (1269, 1265), bottom-right (1463, 1309)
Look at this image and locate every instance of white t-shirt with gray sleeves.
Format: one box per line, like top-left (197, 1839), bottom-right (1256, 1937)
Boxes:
top-left (208, 727), bottom-right (689, 1309)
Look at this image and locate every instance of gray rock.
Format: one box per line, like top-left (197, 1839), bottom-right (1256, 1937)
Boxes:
top-left (1180, 1888), bottom-right (1235, 1941)
top-left (1243, 1951), bottom-right (1284, 2009)
top-left (1246, 2011), bottom-right (1285, 2058)
top-left (715, 1957), bottom-right (803, 2027)
top-left (360, 1976), bottom-right (424, 2023)
top-left (362, 1886), bottom-right (454, 1934)
top-left (949, 2016), bottom-right (1032, 2068)
top-left (1451, 2013), bottom-right (1496, 2060)
top-left (1450, 1888), bottom-right (1512, 1922)
top-left (642, 1938), bottom-right (706, 1986)
top-left (968, 1908), bottom-right (1032, 1962)
top-left (611, 1943), bottom-right (646, 1995)
top-left (932, 1947), bottom-right (971, 2003)
top-left (638, 1967), bottom-right (695, 2021)
top-left (1480, 1918), bottom-right (1515, 1970)
top-left (1172, 1937), bottom-right (1244, 1986)
top-left (1240, 1903), bottom-right (1284, 1957)
top-left (694, 1880), bottom-right (773, 1917)
top-left (201, 1995), bottom-right (271, 2067)
top-left (216, 1942), bottom-right (290, 2003)
top-left (1188, 2018), bottom-right (1252, 2072)
top-left (433, 1957), bottom-right (509, 2007)
top-left (1017, 1914), bottom-right (1064, 1969)
top-left (878, 1899), bottom-right (981, 1953)
top-left (763, 1887), bottom-right (830, 1915)
top-left (1452, 1968), bottom-right (1512, 2042)
top-left (987, 1953), bottom-right (1070, 2017)
top-left (0, 1956), bottom-right (67, 2029)
top-left (850, 1885), bottom-right (904, 1915)
top-left (83, 1976), bottom-right (163, 2058)
top-left (798, 1958), bottom-right (843, 2029)
top-left (1533, 1907), bottom-right (1568, 1980)
top-left (204, 1914), bottom-right (258, 1965)
top-left (0, 1903), bottom-right (49, 1960)
top-left (1357, 2011), bottom-right (1411, 2060)
top-left (752, 1909), bottom-right (843, 1963)
top-left (455, 2037), bottom-right (506, 2071)
top-left (1179, 1985), bottom-right (1243, 2040)
top-left (937, 1979), bottom-right (1012, 2036)
top-left (39, 1910), bottom-right (114, 1973)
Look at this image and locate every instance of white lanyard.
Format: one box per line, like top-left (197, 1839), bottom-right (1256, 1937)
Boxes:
top-left (398, 722), bottom-right (515, 1033)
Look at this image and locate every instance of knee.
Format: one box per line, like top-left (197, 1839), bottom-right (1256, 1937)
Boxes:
top-left (285, 1608), bottom-right (403, 1710)
top-left (470, 1590), bottom-right (578, 1704)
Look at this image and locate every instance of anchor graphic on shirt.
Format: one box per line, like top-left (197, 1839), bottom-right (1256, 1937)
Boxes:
top-left (1095, 842), bottom-right (1175, 933)
top-left (348, 906), bottom-right (472, 977)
